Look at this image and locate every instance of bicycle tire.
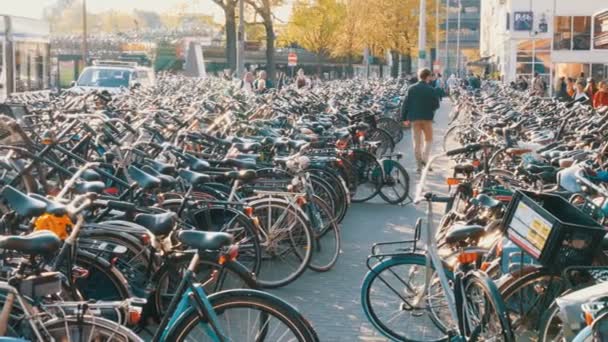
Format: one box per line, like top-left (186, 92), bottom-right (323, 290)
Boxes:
top-left (43, 315), bottom-right (142, 342)
top-left (153, 258), bottom-right (258, 320)
top-left (166, 289), bottom-right (318, 342)
top-left (67, 250), bottom-right (132, 301)
top-left (377, 159), bottom-right (410, 204)
top-left (248, 197), bottom-right (313, 288)
top-left (307, 196), bottom-right (340, 272)
top-left (368, 127), bottom-right (395, 158)
top-left (378, 117), bottom-right (404, 143)
top-left (361, 254), bottom-right (452, 341)
top-left (350, 150), bottom-right (382, 203)
top-left (442, 125), bottom-right (465, 152)
top-left (500, 268), bottom-right (567, 341)
top-left (538, 296), bottom-right (567, 342)
top-left (463, 271), bottom-right (515, 342)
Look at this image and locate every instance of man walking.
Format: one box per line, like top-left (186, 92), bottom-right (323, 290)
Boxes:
top-left (402, 68), bottom-right (440, 173)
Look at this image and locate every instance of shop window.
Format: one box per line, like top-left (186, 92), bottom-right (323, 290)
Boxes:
top-left (554, 16), bottom-right (591, 51)
top-left (594, 10), bottom-right (608, 49)
top-left (572, 16), bottom-right (591, 50)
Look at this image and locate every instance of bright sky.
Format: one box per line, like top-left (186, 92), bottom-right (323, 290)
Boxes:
top-left (1, 0), bottom-right (293, 22)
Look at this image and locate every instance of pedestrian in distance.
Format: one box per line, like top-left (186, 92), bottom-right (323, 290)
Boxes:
top-left (569, 80), bottom-right (590, 107)
top-left (402, 68), bottom-right (441, 173)
top-left (254, 70), bottom-right (273, 93)
top-left (296, 68), bottom-right (310, 89)
top-left (566, 77), bottom-right (575, 97)
top-left (531, 72), bottom-right (545, 97)
top-left (555, 77), bottom-right (568, 101)
top-left (585, 78), bottom-right (598, 99)
top-left (239, 71), bottom-right (255, 94)
top-left (593, 80), bottom-right (608, 108)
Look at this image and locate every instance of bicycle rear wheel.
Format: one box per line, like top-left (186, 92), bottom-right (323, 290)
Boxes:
top-left (167, 289), bottom-right (318, 342)
top-left (361, 254), bottom-right (453, 341)
top-left (43, 315), bottom-right (142, 342)
top-left (249, 198), bottom-right (313, 288)
top-left (350, 150), bottom-right (382, 203)
top-left (307, 196), bottom-right (340, 272)
top-left (463, 271), bottom-right (515, 341)
top-left (377, 159), bottom-right (410, 204)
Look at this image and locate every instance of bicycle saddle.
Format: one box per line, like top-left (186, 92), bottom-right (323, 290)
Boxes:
top-left (453, 164), bottom-right (475, 175)
top-left (0, 231), bottom-right (61, 255)
top-left (220, 158), bottom-right (257, 170)
top-left (1, 186), bottom-right (46, 218)
top-left (144, 158), bottom-right (176, 175)
top-left (444, 224), bottom-right (485, 245)
top-left (232, 142), bottom-right (261, 153)
top-left (67, 167), bottom-right (102, 182)
top-left (525, 164), bottom-right (556, 174)
top-left (29, 194), bottom-right (68, 216)
top-left (288, 139), bottom-right (308, 151)
top-left (183, 153), bottom-right (210, 172)
top-left (177, 230), bottom-right (233, 251)
top-left (333, 130), bottom-right (350, 140)
top-left (179, 169), bottom-right (211, 186)
top-left (73, 180), bottom-right (106, 195)
top-left (142, 165), bottom-right (177, 188)
top-left (506, 148), bottom-right (531, 157)
top-left (134, 212), bottom-right (176, 236)
top-left (128, 166), bottom-right (161, 190)
top-left (470, 194), bottom-right (502, 210)
top-left (220, 170), bottom-right (257, 182)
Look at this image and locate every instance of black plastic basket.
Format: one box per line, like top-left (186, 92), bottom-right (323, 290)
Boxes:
top-left (503, 190), bottom-right (607, 270)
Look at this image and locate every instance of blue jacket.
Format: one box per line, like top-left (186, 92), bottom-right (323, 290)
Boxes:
top-left (402, 81), bottom-right (440, 121)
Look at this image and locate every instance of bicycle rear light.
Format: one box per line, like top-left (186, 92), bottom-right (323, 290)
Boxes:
top-left (457, 252), bottom-right (477, 264)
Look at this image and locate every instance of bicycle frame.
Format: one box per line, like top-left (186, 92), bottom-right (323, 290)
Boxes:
top-left (154, 253), bottom-right (227, 342)
top-left (412, 152), bottom-right (462, 335)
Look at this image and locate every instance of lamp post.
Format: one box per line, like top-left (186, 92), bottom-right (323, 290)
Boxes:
top-left (236, 0), bottom-right (245, 77)
top-left (82, 0), bottom-right (87, 67)
top-left (418, 0), bottom-right (427, 69)
top-left (445, 0), bottom-right (449, 75)
top-left (455, 0), bottom-right (462, 76)
top-left (435, 0), bottom-right (439, 72)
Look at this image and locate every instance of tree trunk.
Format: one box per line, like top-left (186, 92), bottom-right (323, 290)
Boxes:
top-left (316, 54), bottom-right (322, 76)
top-left (264, 20), bottom-right (276, 83)
top-left (390, 50), bottom-right (399, 78)
top-left (402, 51), bottom-right (412, 76)
top-left (225, 2), bottom-right (237, 72)
top-left (346, 54), bottom-right (353, 78)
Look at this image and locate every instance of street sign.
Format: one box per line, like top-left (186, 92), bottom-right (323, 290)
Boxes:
top-left (288, 52), bottom-right (298, 67)
top-left (433, 61), bottom-right (441, 72)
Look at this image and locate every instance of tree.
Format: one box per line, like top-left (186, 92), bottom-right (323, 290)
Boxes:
top-left (285, 0), bottom-right (345, 75)
top-left (211, 0), bottom-right (238, 72)
top-left (245, 0), bottom-right (283, 82)
top-left (330, 0), bottom-right (363, 77)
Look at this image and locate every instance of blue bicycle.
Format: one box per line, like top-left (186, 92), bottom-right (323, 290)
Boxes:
top-left (152, 229), bottom-right (318, 341)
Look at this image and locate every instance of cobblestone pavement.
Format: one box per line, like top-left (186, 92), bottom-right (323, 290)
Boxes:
top-left (269, 100), bottom-right (455, 341)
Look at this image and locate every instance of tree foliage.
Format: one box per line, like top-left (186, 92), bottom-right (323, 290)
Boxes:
top-left (285, 0), bottom-right (443, 67)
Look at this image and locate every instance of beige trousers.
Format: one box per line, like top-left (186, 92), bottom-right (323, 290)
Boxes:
top-left (411, 120), bottom-right (433, 166)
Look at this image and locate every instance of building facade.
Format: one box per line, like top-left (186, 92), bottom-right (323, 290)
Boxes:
top-left (481, 0), bottom-right (608, 93)
top-left (440, 0), bottom-right (481, 77)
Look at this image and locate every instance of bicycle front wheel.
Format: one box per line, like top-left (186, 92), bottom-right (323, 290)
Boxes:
top-left (307, 196), bottom-right (340, 272)
top-left (361, 254), bottom-right (453, 341)
top-left (168, 289), bottom-right (318, 342)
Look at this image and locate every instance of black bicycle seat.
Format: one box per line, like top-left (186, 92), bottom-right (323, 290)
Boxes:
top-left (128, 166), bottom-right (161, 190)
top-left (525, 164), bottom-right (555, 174)
top-left (183, 153), bottom-right (210, 172)
top-left (232, 142), bottom-right (261, 153)
top-left (471, 194), bottom-right (502, 210)
top-left (29, 194), bottom-right (68, 216)
top-left (222, 170), bottom-right (257, 182)
top-left (1, 186), bottom-right (46, 218)
top-left (179, 169), bottom-right (211, 186)
top-left (144, 158), bottom-right (176, 175)
top-left (220, 158), bottom-right (257, 170)
top-left (177, 230), bottom-right (233, 251)
top-left (453, 164), bottom-right (475, 175)
top-left (73, 180), bottom-right (106, 195)
top-left (134, 212), bottom-right (176, 236)
top-left (142, 165), bottom-right (177, 188)
top-left (444, 224), bottom-right (485, 245)
top-left (0, 231), bottom-right (61, 255)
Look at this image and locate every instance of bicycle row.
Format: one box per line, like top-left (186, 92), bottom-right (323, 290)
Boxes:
top-left (362, 84), bottom-right (608, 341)
top-left (0, 76), bottom-right (409, 341)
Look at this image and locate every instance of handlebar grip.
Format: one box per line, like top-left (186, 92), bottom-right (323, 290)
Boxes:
top-left (446, 144), bottom-right (483, 156)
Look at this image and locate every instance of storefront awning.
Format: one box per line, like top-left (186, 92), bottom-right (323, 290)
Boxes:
top-left (467, 56), bottom-right (492, 67)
